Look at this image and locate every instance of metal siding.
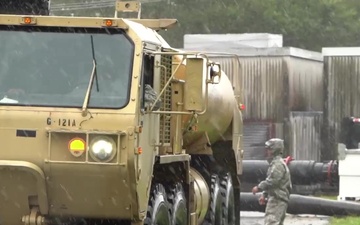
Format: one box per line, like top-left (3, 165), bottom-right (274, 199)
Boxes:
top-left (243, 122), bottom-right (272, 160)
top-left (210, 56), bottom-right (287, 122)
top-left (323, 55), bottom-right (360, 160)
top-left (289, 112), bottom-right (323, 161)
top-left (209, 53), bottom-right (323, 122)
top-left (273, 123), bottom-right (284, 139)
top-left (207, 49), bottom-right (323, 158)
top-left (287, 57), bottom-right (323, 111)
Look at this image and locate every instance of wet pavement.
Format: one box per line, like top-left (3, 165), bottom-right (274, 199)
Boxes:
top-left (240, 211), bottom-right (330, 225)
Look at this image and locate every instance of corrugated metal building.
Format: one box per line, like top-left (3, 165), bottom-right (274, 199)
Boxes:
top-left (202, 48), bottom-right (323, 159)
top-left (204, 48), bottom-right (324, 121)
top-left (322, 47), bottom-right (360, 160)
top-left (183, 33), bottom-right (283, 49)
top-left (289, 112), bottom-right (323, 161)
top-left (242, 122), bottom-right (275, 160)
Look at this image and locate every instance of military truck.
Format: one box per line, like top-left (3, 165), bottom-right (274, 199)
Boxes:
top-left (0, 1), bottom-right (244, 225)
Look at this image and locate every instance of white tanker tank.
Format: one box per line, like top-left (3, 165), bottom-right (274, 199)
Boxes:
top-left (172, 55), bottom-right (241, 152)
top-left (169, 55), bottom-right (243, 224)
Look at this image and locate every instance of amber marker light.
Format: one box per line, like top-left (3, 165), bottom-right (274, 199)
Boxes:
top-left (24, 17), bottom-right (32, 24)
top-left (68, 138), bottom-right (86, 157)
top-left (21, 17), bottom-right (35, 25)
top-left (104, 19), bottom-right (114, 27)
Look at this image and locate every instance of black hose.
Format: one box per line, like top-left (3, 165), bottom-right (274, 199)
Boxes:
top-left (240, 160), bottom-right (338, 186)
top-left (241, 182), bottom-right (324, 195)
top-left (240, 193), bottom-right (360, 216)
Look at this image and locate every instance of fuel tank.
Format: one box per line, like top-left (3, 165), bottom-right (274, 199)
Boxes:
top-left (174, 55), bottom-right (237, 149)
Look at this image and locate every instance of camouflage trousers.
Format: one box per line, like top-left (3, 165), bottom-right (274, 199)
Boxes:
top-left (264, 197), bottom-right (288, 225)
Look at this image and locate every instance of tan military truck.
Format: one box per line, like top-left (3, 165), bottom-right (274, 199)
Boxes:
top-left (0, 1), bottom-right (244, 225)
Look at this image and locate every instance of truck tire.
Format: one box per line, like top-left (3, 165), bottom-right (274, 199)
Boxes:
top-left (167, 182), bottom-right (187, 225)
top-left (204, 174), bottom-right (222, 225)
top-left (144, 183), bottom-right (171, 225)
top-left (221, 173), bottom-right (235, 225)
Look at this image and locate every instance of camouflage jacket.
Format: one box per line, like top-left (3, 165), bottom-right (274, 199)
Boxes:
top-left (258, 155), bottom-right (292, 202)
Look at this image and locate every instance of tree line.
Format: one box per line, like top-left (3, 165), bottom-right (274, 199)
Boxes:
top-left (53, 0), bottom-right (360, 52)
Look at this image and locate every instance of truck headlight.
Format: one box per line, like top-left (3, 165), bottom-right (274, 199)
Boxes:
top-left (89, 136), bottom-right (116, 162)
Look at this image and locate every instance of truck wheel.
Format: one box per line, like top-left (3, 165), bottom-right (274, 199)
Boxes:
top-left (221, 173), bottom-right (235, 225)
top-left (144, 183), bottom-right (171, 225)
top-left (168, 182), bottom-right (187, 225)
top-left (205, 174), bottom-right (222, 225)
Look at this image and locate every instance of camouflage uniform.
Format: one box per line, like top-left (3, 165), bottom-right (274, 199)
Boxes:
top-left (258, 138), bottom-right (292, 225)
top-left (144, 84), bottom-right (162, 110)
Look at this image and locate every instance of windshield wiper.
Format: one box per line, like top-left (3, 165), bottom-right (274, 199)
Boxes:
top-left (81, 35), bottom-right (99, 116)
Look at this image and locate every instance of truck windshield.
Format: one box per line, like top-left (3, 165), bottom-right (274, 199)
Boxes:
top-left (0, 26), bottom-right (134, 109)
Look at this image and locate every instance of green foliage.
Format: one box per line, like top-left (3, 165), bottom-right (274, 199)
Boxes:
top-left (331, 216), bottom-right (360, 225)
top-left (51, 0), bottom-right (360, 51)
top-left (142, 0), bottom-right (360, 51)
top-left (318, 195), bottom-right (338, 200)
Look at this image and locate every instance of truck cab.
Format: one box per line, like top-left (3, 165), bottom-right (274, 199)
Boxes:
top-left (0, 1), bottom-right (244, 225)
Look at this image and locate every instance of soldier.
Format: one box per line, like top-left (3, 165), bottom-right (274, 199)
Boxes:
top-left (252, 138), bottom-right (292, 225)
top-left (144, 84), bottom-right (162, 111)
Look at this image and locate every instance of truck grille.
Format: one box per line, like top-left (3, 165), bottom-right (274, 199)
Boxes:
top-left (159, 55), bottom-right (172, 145)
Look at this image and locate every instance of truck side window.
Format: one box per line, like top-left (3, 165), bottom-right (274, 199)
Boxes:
top-left (143, 54), bottom-right (154, 87)
top-left (141, 54), bottom-right (154, 109)
top-left (141, 54), bottom-right (161, 110)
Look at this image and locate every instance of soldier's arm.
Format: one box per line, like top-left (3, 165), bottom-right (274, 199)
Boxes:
top-left (258, 164), bottom-right (285, 191)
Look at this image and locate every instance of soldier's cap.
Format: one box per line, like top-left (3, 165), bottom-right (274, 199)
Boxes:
top-left (265, 138), bottom-right (284, 151)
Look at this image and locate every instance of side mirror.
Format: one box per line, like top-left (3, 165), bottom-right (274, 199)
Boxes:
top-left (184, 57), bottom-right (206, 112)
top-left (209, 62), bottom-right (221, 84)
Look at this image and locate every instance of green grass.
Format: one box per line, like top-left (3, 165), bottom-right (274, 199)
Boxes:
top-left (330, 216), bottom-right (360, 225)
top-left (315, 195), bottom-right (360, 224)
top-left (318, 195), bottom-right (337, 201)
